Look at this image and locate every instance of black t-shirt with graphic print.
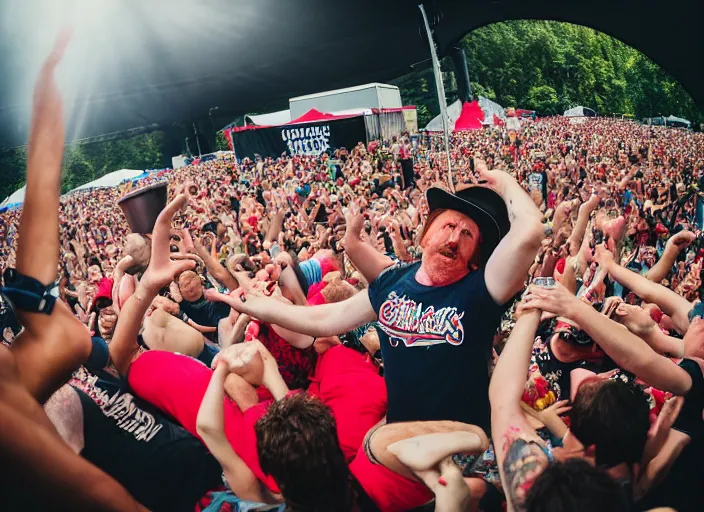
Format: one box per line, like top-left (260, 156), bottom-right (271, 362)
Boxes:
top-left (70, 367), bottom-right (222, 512)
top-left (368, 261), bottom-right (506, 432)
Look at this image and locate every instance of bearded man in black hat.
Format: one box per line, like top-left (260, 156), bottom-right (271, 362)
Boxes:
top-left (225, 165), bottom-right (545, 432)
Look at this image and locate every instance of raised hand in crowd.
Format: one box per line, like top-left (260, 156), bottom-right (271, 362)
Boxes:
top-left (110, 193), bottom-right (195, 376)
top-left (1, 31), bottom-right (149, 511)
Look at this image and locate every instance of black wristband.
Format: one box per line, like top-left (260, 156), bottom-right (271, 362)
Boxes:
top-left (1, 268), bottom-right (56, 315)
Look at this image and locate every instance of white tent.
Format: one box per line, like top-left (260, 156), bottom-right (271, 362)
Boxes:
top-left (424, 97), bottom-right (506, 131)
top-left (666, 115), bottom-right (691, 127)
top-left (564, 106), bottom-right (596, 117)
top-left (423, 99), bottom-right (464, 131)
top-left (506, 117), bottom-right (522, 131)
top-left (1, 169), bottom-right (147, 210)
top-left (327, 107), bottom-right (374, 117)
top-left (478, 96), bottom-right (506, 125)
top-left (1, 185), bottom-right (26, 208)
top-left (69, 169), bottom-right (144, 193)
top-left (245, 109), bottom-right (292, 126)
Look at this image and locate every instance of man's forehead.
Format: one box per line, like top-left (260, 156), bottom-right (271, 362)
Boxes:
top-left (435, 209), bottom-right (478, 229)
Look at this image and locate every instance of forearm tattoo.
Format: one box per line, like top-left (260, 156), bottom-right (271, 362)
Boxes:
top-left (502, 434), bottom-right (551, 511)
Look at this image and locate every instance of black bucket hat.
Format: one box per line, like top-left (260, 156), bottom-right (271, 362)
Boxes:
top-left (425, 186), bottom-right (510, 265)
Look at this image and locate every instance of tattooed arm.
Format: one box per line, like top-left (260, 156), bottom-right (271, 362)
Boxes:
top-left (489, 307), bottom-right (551, 511)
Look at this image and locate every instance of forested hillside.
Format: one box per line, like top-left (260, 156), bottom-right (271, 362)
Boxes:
top-left (394, 20), bottom-right (701, 126)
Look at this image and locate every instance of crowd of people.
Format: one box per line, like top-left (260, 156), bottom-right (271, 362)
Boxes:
top-left (2, 35), bottom-right (704, 512)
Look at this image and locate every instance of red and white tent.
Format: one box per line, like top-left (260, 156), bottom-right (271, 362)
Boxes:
top-left (424, 97), bottom-right (506, 132)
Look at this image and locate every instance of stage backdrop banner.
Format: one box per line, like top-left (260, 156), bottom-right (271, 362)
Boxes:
top-left (233, 116), bottom-right (367, 159)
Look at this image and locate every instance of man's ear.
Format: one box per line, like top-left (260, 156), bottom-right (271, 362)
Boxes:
top-left (467, 234), bottom-right (483, 271)
top-left (469, 245), bottom-right (482, 271)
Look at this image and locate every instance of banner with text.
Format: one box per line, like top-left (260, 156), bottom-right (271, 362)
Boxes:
top-left (232, 116), bottom-right (367, 160)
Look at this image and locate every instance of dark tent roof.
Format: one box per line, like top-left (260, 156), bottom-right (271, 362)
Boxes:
top-left (0, 0), bottom-right (701, 149)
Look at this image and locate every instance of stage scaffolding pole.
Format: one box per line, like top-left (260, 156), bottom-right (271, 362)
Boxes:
top-left (419, 3), bottom-right (454, 192)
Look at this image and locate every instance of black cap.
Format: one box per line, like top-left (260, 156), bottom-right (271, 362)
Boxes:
top-left (426, 186), bottom-right (510, 264)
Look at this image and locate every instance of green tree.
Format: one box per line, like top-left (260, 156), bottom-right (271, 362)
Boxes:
top-left (394, 20), bottom-right (701, 124)
top-left (0, 148), bottom-right (28, 202)
top-left (3, 131), bottom-right (167, 200)
top-left (215, 131), bottom-right (230, 151)
top-left (60, 131), bottom-right (165, 193)
top-left (525, 85), bottom-right (560, 114)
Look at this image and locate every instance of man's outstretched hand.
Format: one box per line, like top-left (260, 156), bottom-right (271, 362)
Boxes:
top-left (433, 458), bottom-right (473, 512)
top-left (140, 194), bottom-right (196, 294)
top-left (344, 200), bottom-right (364, 240)
top-left (30, 29), bottom-right (71, 134)
top-left (17, 29), bottom-right (73, 285)
top-left (523, 282), bottom-right (582, 320)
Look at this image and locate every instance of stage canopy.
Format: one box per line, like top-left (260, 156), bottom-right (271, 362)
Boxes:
top-left (478, 96), bottom-right (507, 125)
top-left (424, 100), bottom-right (463, 132)
top-left (0, 0), bottom-right (701, 149)
top-left (454, 101), bottom-right (484, 131)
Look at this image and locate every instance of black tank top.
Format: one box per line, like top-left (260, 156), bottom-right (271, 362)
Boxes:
top-left (71, 367), bottom-right (222, 512)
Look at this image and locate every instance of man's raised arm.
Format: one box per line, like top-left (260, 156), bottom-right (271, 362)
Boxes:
top-left (343, 200), bottom-right (395, 283)
top-left (482, 168), bottom-right (545, 305)
top-left (594, 245), bottom-right (692, 334)
top-left (211, 286), bottom-right (377, 338)
top-left (10, 32), bottom-right (92, 403)
top-left (524, 284), bottom-right (693, 396)
top-left (109, 194), bottom-right (195, 376)
top-left (1, 31), bottom-right (148, 512)
top-left (15, 36), bottom-right (66, 286)
top-left (489, 305), bottom-right (546, 512)
top-left (489, 307), bottom-right (541, 424)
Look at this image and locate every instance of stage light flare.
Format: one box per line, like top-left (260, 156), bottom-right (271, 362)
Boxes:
top-left (2, 0), bottom-right (264, 143)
